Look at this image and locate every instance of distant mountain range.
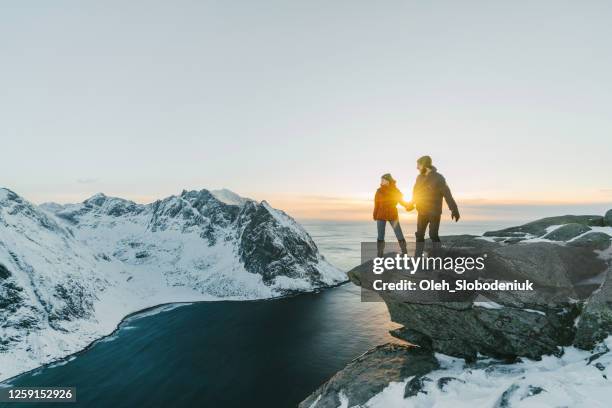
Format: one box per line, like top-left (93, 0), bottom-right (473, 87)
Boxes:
top-left (0, 187), bottom-right (345, 381)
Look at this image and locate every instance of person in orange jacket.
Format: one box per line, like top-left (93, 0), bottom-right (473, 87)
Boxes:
top-left (373, 173), bottom-right (412, 256)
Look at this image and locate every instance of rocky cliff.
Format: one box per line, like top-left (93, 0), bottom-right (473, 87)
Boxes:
top-left (302, 211), bottom-right (612, 407)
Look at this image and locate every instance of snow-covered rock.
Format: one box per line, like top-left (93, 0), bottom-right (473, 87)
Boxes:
top-left (210, 188), bottom-right (253, 206)
top-left (302, 338), bottom-right (612, 408)
top-left (0, 187), bottom-right (345, 381)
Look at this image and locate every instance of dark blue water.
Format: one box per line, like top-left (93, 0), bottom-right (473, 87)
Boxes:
top-left (3, 284), bottom-right (398, 408)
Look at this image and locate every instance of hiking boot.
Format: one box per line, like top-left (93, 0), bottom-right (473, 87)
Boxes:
top-left (398, 239), bottom-right (408, 255)
top-left (376, 240), bottom-right (385, 258)
top-left (414, 241), bottom-right (425, 258)
top-left (431, 241), bottom-right (442, 256)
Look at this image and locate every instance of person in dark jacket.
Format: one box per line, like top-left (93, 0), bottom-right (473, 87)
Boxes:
top-left (373, 173), bottom-right (411, 256)
top-left (410, 156), bottom-right (460, 243)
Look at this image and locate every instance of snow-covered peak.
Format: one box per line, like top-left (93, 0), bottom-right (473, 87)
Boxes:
top-left (0, 187), bottom-right (22, 204)
top-left (0, 188), bottom-right (66, 236)
top-left (83, 192), bottom-right (108, 206)
top-left (210, 188), bottom-right (253, 206)
top-left (0, 187), bottom-right (13, 202)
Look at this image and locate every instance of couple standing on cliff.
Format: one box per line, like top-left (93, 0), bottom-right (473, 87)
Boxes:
top-left (373, 155), bottom-right (460, 257)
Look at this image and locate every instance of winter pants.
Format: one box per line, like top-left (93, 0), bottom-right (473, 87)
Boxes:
top-left (377, 220), bottom-right (404, 241)
top-left (415, 213), bottom-right (441, 242)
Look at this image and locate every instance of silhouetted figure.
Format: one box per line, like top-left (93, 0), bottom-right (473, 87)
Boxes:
top-left (373, 173), bottom-right (410, 256)
top-left (411, 156), bottom-right (460, 244)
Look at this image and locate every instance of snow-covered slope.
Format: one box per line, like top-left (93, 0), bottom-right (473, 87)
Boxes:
top-left (210, 188), bottom-right (253, 206)
top-left (0, 188), bottom-right (345, 381)
top-left (350, 338), bottom-right (612, 407)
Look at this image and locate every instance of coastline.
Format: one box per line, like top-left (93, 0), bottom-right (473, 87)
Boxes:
top-left (0, 280), bottom-right (349, 385)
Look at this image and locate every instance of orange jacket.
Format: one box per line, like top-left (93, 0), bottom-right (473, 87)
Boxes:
top-left (373, 184), bottom-right (405, 221)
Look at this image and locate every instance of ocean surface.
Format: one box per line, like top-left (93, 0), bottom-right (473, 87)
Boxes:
top-left (3, 220), bottom-right (512, 408)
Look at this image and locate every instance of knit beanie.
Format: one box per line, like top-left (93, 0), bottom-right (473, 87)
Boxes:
top-left (381, 173), bottom-right (395, 183)
top-left (417, 155), bottom-right (433, 168)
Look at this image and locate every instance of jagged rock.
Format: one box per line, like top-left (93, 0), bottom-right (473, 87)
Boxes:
top-left (0, 263), bottom-right (10, 280)
top-left (543, 223), bottom-right (590, 241)
top-left (574, 264), bottom-right (612, 349)
top-left (348, 234), bottom-right (609, 360)
top-left (503, 237), bottom-right (524, 244)
top-left (568, 232), bottom-right (611, 251)
top-left (299, 344), bottom-right (438, 408)
top-left (605, 209), bottom-right (612, 227)
top-left (437, 376), bottom-right (465, 390)
top-left (135, 251), bottom-right (149, 259)
top-left (495, 383), bottom-right (520, 407)
top-left (524, 385), bottom-right (546, 398)
top-left (236, 201), bottom-right (323, 284)
top-left (403, 376), bottom-right (432, 397)
top-left (484, 215), bottom-right (604, 239)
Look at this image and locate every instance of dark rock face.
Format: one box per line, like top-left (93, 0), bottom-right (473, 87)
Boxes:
top-left (574, 264), bottom-right (612, 349)
top-left (404, 375), bottom-right (432, 397)
top-left (484, 215), bottom-right (604, 240)
top-left (237, 202), bottom-right (322, 285)
top-left (0, 263), bottom-right (10, 280)
top-left (0, 281), bottom-right (23, 311)
top-left (568, 232), bottom-right (611, 251)
top-left (605, 209), bottom-right (612, 227)
top-left (50, 282), bottom-right (94, 323)
top-left (437, 376), bottom-right (465, 390)
top-left (347, 232), bottom-right (610, 360)
top-left (543, 223), bottom-right (590, 241)
top-left (298, 344), bottom-right (438, 408)
top-left (0, 276), bottom-right (41, 351)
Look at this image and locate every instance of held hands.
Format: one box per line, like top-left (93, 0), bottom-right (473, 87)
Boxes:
top-left (403, 202), bottom-right (415, 212)
top-left (451, 211), bottom-right (460, 222)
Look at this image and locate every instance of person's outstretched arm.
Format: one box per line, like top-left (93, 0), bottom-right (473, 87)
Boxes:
top-left (404, 179), bottom-right (418, 211)
top-left (396, 188), bottom-right (414, 211)
top-left (441, 178), bottom-right (460, 221)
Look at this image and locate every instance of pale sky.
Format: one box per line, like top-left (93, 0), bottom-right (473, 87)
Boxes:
top-left (2, 1), bottom-right (611, 219)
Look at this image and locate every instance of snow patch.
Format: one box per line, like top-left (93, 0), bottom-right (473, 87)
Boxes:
top-left (210, 189), bottom-right (252, 206)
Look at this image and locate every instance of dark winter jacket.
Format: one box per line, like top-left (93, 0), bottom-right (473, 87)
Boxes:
top-left (373, 183), bottom-right (405, 221)
top-left (412, 167), bottom-right (459, 216)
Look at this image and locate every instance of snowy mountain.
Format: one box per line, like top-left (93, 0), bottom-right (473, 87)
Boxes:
top-left (0, 188), bottom-right (345, 381)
